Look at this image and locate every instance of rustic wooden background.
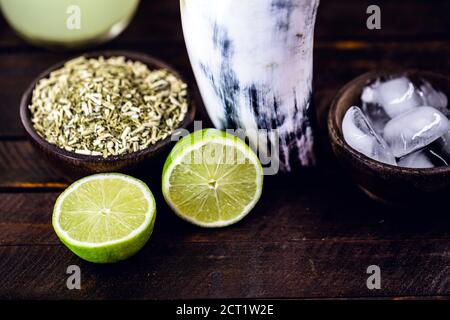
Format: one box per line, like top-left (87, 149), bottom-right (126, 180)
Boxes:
top-left (0, 0), bottom-right (449, 299)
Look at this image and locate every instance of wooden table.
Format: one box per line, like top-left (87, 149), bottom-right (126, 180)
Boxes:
top-left (1, 0), bottom-right (449, 300)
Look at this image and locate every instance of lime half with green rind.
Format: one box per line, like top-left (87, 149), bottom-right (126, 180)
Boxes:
top-left (162, 129), bottom-right (263, 227)
top-left (53, 173), bottom-right (156, 263)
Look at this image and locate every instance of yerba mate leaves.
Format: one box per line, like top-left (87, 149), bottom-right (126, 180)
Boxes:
top-left (29, 56), bottom-right (188, 158)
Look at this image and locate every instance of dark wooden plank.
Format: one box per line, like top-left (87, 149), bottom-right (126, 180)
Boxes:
top-left (0, 0), bottom-right (449, 49)
top-left (316, 0), bottom-right (450, 41)
top-left (2, 176), bottom-right (450, 299)
top-left (3, 171), bottom-right (450, 247)
top-left (1, 240), bottom-right (450, 299)
top-left (1, 41), bottom-right (449, 137)
top-left (0, 141), bottom-right (68, 190)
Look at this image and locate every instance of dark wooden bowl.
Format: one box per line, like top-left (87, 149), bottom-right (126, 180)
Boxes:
top-left (20, 51), bottom-right (196, 179)
top-left (328, 69), bottom-right (450, 205)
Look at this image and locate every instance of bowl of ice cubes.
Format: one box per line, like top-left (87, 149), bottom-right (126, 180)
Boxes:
top-left (328, 70), bottom-right (450, 204)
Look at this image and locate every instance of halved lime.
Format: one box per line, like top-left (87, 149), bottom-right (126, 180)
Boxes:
top-left (162, 129), bottom-right (263, 227)
top-left (52, 173), bottom-right (156, 263)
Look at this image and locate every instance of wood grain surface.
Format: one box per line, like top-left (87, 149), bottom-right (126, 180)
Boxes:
top-left (0, 0), bottom-right (449, 300)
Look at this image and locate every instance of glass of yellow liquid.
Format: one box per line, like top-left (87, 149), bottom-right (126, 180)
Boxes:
top-left (0, 0), bottom-right (140, 48)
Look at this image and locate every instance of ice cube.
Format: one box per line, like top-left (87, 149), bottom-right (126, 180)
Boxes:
top-left (362, 102), bottom-right (390, 135)
top-left (418, 80), bottom-right (448, 115)
top-left (433, 131), bottom-right (450, 160)
top-left (398, 150), bottom-right (434, 169)
top-left (441, 131), bottom-right (450, 154)
top-left (361, 81), bottom-right (379, 104)
top-left (375, 77), bottom-right (423, 118)
top-left (342, 106), bottom-right (397, 165)
top-left (429, 149), bottom-right (449, 166)
top-left (383, 106), bottom-right (450, 157)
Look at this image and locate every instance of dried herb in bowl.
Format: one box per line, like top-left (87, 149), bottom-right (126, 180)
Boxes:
top-left (29, 56), bottom-right (188, 158)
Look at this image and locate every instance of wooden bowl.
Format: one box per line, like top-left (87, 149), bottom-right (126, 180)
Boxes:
top-left (20, 51), bottom-right (196, 179)
top-left (328, 69), bottom-right (450, 205)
